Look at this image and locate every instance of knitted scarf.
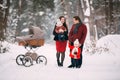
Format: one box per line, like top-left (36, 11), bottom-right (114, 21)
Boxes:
top-left (73, 22), bottom-right (82, 34)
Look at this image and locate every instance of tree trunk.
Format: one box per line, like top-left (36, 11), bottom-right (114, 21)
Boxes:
top-left (105, 0), bottom-right (115, 34)
top-left (16, 0), bottom-right (22, 36)
top-left (4, 0), bottom-right (10, 32)
top-left (109, 0), bottom-right (115, 34)
top-left (0, 0), bottom-right (5, 41)
top-left (105, 0), bottom-right (109, 34)
top-left (76, 0), bottom-right (84, 21)
top-left (0, 0), bottom-right (10, 41)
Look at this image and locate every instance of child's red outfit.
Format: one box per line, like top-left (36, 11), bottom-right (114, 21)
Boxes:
top-left (68, 42), bottom-right (81, 68)
top-left (68, 43), bottom-right (81, 59)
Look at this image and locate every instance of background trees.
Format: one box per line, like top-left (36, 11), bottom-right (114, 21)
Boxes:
top-left (0, 0), bottom-right (10, 41)
top-left (92, 0), bottom-right (120, 38)
top-left (0, 0), bottom-right (120, 42)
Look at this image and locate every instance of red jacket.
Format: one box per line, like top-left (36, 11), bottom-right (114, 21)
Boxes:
top-left (68, 43), bottom-right (81, 59)
top-left (69, 24), bottom-right (87, 45)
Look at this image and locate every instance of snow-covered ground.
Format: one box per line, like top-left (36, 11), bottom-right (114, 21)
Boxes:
top-left (0, 35), bottom-right (120, 80)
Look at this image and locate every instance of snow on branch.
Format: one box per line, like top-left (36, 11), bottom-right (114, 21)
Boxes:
top-left (0, 4), bottom-right (7, 9)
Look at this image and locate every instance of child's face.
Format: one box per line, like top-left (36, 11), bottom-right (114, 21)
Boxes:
top-left (74, 44), bottom-right (79, 48)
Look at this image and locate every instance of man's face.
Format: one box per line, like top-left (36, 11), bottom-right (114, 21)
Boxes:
top-left (73, 18), bottom-right (78, 24)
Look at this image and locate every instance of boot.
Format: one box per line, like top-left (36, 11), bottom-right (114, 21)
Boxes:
top-left (57, 60), bottom-right (61, 66)
top-left (68, 64), bottom-right (75, 68)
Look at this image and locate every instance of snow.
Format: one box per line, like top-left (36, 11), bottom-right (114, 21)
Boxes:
top-left (0, 4), bottom-right (7, 9)
top-left (84, 0), bottom-right (90, 16)
top-left (0, 35), bottom-right (120, 80)
top-left (39, 11), bottom-right (45, 16)
top-left (84, 8), bottom-right (90, 16)
top-left (96, 35), bottom-right (120, 55)
top-left (21, 28), bottom-right (29, 32)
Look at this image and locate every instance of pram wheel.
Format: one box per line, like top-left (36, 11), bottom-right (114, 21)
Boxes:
top-left (16, 54), bottom-right (25, 65)
top-left (36, 55), bottom-right (47, 65)
top-left (23, 56), bottom-right (33, 67)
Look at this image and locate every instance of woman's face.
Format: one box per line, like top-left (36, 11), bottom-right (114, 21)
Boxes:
top-left (60, 17), bottom-right (65, 23)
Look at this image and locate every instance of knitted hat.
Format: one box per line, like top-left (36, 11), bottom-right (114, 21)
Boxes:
top-left (74, 39), bottom-right (79, 45)
top-left (56, 19), bottom-right (63, 26)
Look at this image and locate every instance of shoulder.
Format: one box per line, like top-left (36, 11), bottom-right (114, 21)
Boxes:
top-left (81, 23), bottom-right (86, 27)
top-left (71, 24), bottom-right (75, 28)
top-left (81, 24), bottom-right (87, 30)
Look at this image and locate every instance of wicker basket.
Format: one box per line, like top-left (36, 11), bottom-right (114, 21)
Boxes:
top-left (19, 39), bottom-right (44, 47)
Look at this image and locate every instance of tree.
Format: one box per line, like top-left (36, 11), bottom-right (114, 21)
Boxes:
top-left (0, 0), bottom-right (10, 41)
top-left (92, 0), bottom-right (120, 38)
top-left (0, 0), bottom-right (10, 53)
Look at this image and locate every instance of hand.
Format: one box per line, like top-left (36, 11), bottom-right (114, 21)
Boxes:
top-left (59, 29), bottom-right (64, 33)
top-left (74, 52), bottom-right (77, 55)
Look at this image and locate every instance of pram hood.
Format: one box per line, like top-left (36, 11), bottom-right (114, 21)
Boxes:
top-left (16, 26), bottom-right (44, 42)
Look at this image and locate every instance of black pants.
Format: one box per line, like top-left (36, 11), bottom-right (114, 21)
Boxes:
top-left (71, 58), bottom-right (79, 67)
top-left (78, 44), bottom-right (83, 67)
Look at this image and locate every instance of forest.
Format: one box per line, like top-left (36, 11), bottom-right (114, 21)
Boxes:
top-left (0, 0), bottom-right (120, 51)
top-left (0, 1), bottom-right (120, 80)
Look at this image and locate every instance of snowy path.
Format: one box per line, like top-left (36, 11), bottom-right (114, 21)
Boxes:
top-left (0, 43), bottom-right (120, 80)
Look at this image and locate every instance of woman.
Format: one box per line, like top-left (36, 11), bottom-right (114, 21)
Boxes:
top-left (53, 16), bottom-right (68, 67)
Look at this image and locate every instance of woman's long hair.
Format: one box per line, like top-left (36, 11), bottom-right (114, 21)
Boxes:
top-left (53, 16), bottom-right (68, 35)
top-left (59, 16), bottom-right (68, 30)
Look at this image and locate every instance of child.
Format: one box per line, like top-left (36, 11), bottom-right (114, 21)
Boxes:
top-left (55, 19), bottom-right (66, 41)
top-left (68, 39), bottom-right (81, 68)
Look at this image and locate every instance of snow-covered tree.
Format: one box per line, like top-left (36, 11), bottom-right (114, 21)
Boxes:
top-left (92, 0), bottom-right (120, 38)
top-left (0, 0), bottom-right (10, 41)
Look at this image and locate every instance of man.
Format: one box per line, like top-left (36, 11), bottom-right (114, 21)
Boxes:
top-left (68, 16), bottom-right (87, 68)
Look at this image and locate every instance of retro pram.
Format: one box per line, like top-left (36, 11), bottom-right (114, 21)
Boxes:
top-left (15, 26), bottom-right (47, 67)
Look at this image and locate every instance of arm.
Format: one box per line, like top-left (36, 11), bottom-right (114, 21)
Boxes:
top-left (77, 48), bottom-right (81, 58)
top-left (79, 24), bottom-right (87, 44)
top-left (68, 42), bottom-right (74, 49)
top-left (68, 25), bottom-right (74, 42)
top-left (53, 25), bottom-right (57, 35)
top-left (63, 30), bottom-right (68, 37)
top-left (53, 25), bottom-right (62, 35)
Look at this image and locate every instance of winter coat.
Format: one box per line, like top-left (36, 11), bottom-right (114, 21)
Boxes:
top-left (68, 43), bottom-right (81, 59)
top-left (53, 24), bottom-right (68, 41)
top-left (68, 23), bottom-right (87, 45)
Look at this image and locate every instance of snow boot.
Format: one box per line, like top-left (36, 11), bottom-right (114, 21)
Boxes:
top-left (68, 64), bottom-right (75, 68)
top-left (57, 60), bottom-right (61, 66)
